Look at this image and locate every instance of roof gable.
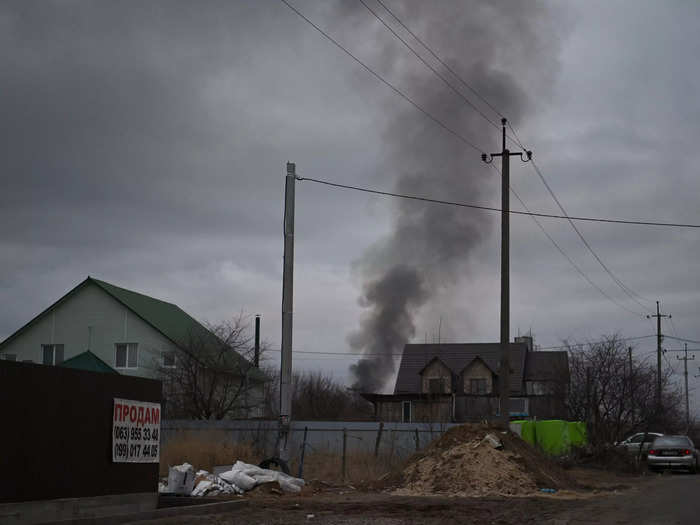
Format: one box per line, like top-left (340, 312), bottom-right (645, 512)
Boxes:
top-left (392, 343), bottom-right (528, 395)
top-left (459, 356), bottom-right (496, 375)
top-left (417, 356), bottom-right (451, 375)
top-left (59, 350), bottom-right (119, 374)
top-left (1, 276), bottom-right (267, 382)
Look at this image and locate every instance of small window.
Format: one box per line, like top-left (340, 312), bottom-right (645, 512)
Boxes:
top-left (402, 401), bottom-right (412, 423)
top-left (630, 434), bottom-right (644, 444)
top-left (3, 354), bottom-right (17, 361)
top-left (41, 344), bottom-right (64, 365)
top-left (470, 378), bottom-right (487, 394)
top-left (162, 351), bottom-right (176, 368)
top-left (428, 378), bottom-right (445, 394)
top-left (115, 343), bottom-right (138, 369)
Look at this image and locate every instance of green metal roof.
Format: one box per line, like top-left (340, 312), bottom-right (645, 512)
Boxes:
top-left (1, 276), bottom-right (267, 383)
top-left (88, 278), bottom-right (267, 383)
top-left (59, 350), bottom-right (119, 374)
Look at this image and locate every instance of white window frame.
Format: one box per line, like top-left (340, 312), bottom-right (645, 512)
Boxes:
top-left (115, 343), bottom-right (139, 369)
top-left (41, 344), bottom-right (64, 365)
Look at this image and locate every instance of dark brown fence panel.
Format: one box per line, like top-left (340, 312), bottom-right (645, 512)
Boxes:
top-left (0, 360), bottom-right (161, 503)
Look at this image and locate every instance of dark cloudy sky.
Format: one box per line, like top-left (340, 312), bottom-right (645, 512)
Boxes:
top-left (2, 1), bottom-right (700, 407)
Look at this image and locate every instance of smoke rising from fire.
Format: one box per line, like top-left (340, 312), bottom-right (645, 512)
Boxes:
top-left (344, 1), bottom-right (564, 392)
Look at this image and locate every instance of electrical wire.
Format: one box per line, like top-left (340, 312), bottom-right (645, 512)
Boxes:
top-left (358, 0), bottom-right (502, 133)
top-left (373, 0), bottom-right (506, 121)
top-left (281, 0), bottom-right (684, 322)
top-left (356, 1), bottom-right (655, 311)
top-left (295, 175), bottom-right (700, 229)
top-left (278, 0), bottom-right (486, 154)
top-left (264, 334), bottom-right (656, 356)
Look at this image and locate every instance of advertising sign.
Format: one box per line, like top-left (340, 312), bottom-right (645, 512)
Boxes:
top-left (112, 398), bottom-right (161, 463)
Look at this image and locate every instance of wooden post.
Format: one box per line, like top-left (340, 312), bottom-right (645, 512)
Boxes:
top-left (341, 427), bottom-right (347, 483)
top-left (298, 426), bottom-right (308, 479)
top-left (374, 421), bottom-right (384, 457)
top-left (414, 428), bottom-right (420, 451)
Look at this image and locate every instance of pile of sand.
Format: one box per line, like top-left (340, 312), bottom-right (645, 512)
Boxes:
top-left (392, 424), bottom-right (576, 497)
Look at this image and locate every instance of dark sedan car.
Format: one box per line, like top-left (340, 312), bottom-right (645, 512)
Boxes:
top-left (647, 435), bottom-right (699, 473)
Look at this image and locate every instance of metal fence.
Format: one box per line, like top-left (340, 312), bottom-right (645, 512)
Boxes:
top-left (162, 419), bottom-right (458, 462)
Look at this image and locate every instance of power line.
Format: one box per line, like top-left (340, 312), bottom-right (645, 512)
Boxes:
top-left (264, 334), bottom-right (656, 356)
top-left (665, 335), bottom-right (700, 345)
top-left (358, 0), bottom-right (502, 133)
top-left (278, 0), bottom-right (485, 154)
top-left (283, 0), bottom-right (681, 319)
top-left (507, 180), bottom-right (645, 317)
top-left (529, 156), bottom-right (651, 310)
top-left (355, 2), bottom-right (654, 311)
top-left (373, 0), bottom-right (505, 121)
top-left (296, 175), bottom-right (700, 229)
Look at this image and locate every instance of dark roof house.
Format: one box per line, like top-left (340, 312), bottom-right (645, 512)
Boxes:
top-left (365, 338), bottom-right (569, 423)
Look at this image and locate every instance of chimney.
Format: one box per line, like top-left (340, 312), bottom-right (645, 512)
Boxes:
top-left (514, 335), bottom-right (533, 352)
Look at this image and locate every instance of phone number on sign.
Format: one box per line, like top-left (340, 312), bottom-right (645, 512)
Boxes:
top-left (113, 442), bottom-right (159, 459)
top-left (113, 426), bottom-right (159, 441)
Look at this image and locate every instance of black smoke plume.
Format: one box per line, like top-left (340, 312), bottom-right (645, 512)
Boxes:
top-left (344, 1), bottom-right (563, 392)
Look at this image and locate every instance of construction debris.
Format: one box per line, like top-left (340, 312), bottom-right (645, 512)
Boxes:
top-left (160, 460), bottom-right (305, 497)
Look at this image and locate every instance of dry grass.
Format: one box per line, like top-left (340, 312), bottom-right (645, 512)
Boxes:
top-left (159, 431), bottom-right (258, 477)
top-left (290, 449), bottom-right (396, 485)
top-left (160, 431), bottom-right (399, 484)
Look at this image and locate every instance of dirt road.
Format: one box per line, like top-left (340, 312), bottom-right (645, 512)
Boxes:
top-left (133, 473), bottom-right (699, 525)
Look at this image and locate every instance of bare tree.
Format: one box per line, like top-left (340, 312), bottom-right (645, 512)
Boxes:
top-left (262, 369), bottom-right (372, 420)
top-left (565, 335), bottom-right (684, 445)
top-left (157, 314), bottom-right (268, 420)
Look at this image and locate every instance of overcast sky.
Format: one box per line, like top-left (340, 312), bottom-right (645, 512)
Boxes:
top-left (2, 1), bottom-right (700, 408)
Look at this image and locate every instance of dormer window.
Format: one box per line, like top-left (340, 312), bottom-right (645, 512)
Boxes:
top-left (429, 378), bottom-right (445, 394)
top-left (420, 358), bottom-right (452, 394)
top-left (470, 378), bottom-right (487, 394)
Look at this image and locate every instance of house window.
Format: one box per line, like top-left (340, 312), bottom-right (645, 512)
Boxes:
top-left (402, 401), bottom-right (412, 423)
top-left (428, 378), bottom-right (445, 394)
top-left (162, 351), bottom-right (176, 368)
top-left (115, 343), bottom-right (138, 369)
top-left (2, 354), bottom-right (17, 361)
top-left (42, 344), bottom-right (64, 365)
top-left (470, 378), bottom-right (487, 394)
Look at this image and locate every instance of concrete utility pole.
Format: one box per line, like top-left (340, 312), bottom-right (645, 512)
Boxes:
top-left (481, 118), bottom-right (531, 427)
top-left (647, 301), bottom-right (670, 414)
top-left (628, 347), bottom-right (634, 414)
top-left (279, 161), bottom-right (296, 460)
top-left (677, 343), bottom-right (695, 430)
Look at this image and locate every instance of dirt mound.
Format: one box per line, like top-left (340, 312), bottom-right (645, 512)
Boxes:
top-left (392, 423), bottom-right (577, 497)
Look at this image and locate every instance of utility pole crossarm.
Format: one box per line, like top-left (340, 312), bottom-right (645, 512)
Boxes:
top-left (481, 118), bottom-right (532, 427)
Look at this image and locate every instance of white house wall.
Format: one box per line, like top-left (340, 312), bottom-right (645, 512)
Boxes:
top-left (0, 283), bottom-right (179, 378)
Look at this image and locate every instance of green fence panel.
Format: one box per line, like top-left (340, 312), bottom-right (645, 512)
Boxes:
top-left (510, 419), bottom-right (587, 455)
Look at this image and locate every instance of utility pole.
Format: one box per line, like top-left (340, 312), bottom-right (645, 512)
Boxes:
top-left (647, 301), bottom-right (670, 414)
top-left (677, 343), bottom-right (695, 430)
top-left (253, 314), bottom-right (261, 368)
top-left (628, 347), bottom-right (634, 414)
top-left (481, 118), bottom-right (532, 427)
top-left (279, 161), bottom-right (296, 461)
